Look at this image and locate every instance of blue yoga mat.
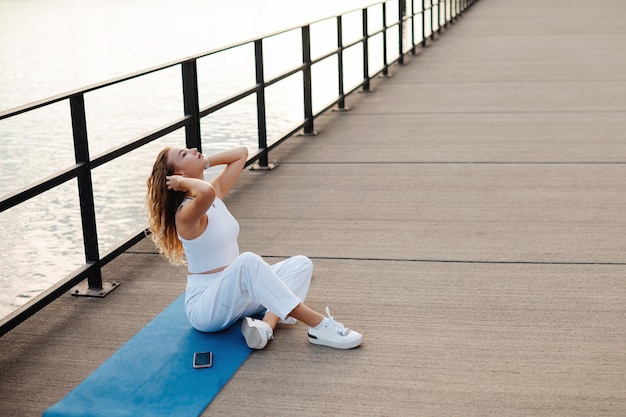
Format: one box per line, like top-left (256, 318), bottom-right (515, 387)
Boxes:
top-left (44, 294), bottom-right (251, 417)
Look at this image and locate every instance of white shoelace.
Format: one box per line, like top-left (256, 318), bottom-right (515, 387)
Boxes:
top-left (324, 307), bottom-right (351, 336)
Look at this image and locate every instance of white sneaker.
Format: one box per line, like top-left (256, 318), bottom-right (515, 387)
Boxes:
top-left (241, 317), bottom-right (273, 349)
top-left (308, 307), bottom-right (362, 349)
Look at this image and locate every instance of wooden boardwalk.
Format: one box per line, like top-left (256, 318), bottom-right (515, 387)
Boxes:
top-left (2, 0), bottom-right (625, 415)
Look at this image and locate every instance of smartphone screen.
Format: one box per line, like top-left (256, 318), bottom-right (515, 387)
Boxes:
top-left (193, 351), bottom-right (213, 368)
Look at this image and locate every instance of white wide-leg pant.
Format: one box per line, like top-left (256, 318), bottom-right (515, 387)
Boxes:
top-left (184, 252), bottom-right (313, 332)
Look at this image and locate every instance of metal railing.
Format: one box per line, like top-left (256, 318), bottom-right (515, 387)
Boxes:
top-left (0, 0), bottom-right (478, 336)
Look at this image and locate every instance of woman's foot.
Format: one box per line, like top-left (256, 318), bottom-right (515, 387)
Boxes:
top-left (241, 317), bottom-right (273, 349)
top-left (307, 308), bottom-right (362, 349)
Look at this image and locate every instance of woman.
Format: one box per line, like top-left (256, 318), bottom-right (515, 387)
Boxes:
top-left (146, 146), bottom-right (362, 350)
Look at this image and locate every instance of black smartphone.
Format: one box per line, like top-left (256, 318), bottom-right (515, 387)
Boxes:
top-left (193, 351), bottom-right (213, 368)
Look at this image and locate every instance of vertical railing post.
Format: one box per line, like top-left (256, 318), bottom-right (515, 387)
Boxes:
top-left (251, 39), bottom-right (275, 169)
top-left (429, 0), bottom-right (433, 37)
top-left (410, 0), bottom-right (416, 54)
top-left (397, 0), bottom-right (405, 65)
top-left (301, 25), bottom-right (317, 135)
top-left (181, 60), bottom-right (202, 153)
top-left (336, 15), bottom-right (349, 111)
top-left (69, 94), bottom-right (114, 297)
top-left (430, 0), bottom-right (435, 39)
top-left (437, 0), bottom-right (441, 34)
top-left (362, 8), bottom-right (371, 91)
top-left (382, 3), bottom-right (390, 75)
top-left (422, 0), bottom-right (427, 47)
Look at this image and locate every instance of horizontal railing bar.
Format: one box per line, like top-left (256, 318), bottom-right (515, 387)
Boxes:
top-left (0, 226), bottom-right (152, 336)
top-left (368, 26), bottom-right (391, 39)
top-left (311, 47), bottom-right (342, 65)
top-left (343, 37), bottom-right (366, 50)
top-left (198, 87), bottom-right (258, 118)
top-left (246, 148), bottom-right (271, 167)
top-left (91, 117), bottom-right (190, 169)
top-left (198, 61), bottom-right (309, 119)
top-left (0, 164), bottom-right (85, 212)
top-left (0, 263), bottom-right (95, 336)
top-left (246, 1), bottom-right (383, 42)
top-left (100, 228), bottom-right (149, 266)
top-left (0, 62), bottom-right (182, 120)
top-left (245, 120), bottom-right (309, 168)
top-left (267, 122), bottom-right (307, 152)
top-left (264, 64), bottom-right (307, 87)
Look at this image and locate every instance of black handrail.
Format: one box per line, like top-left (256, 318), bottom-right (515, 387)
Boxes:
top-left (0, 0), bottom-right (478, 336)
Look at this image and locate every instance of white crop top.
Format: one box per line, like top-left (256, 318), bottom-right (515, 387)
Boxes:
top-left (178, 197), bottom-right (240, 273)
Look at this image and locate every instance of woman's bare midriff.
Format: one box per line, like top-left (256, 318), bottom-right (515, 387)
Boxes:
top-left (188, 265), bottom-right (227, 275)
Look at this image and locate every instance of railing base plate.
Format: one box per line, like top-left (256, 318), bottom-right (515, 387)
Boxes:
top-left (250, 163), bottom-right (278, 171)
top-left (71, 281), bottom-right (120, 298)
top-left (297, 130), bottom-right (319, 137)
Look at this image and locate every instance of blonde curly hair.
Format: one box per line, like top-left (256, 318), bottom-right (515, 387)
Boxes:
top-left (146, 147), bottom-right (186, 265)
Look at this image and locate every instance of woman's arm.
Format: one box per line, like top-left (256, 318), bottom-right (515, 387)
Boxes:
top-left (206, 147), bottom-right (248, 199)
top-left (166, 175), bottom-right (216, 240)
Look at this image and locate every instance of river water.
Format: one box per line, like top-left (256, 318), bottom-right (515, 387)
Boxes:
top-left (0, 0), bottom-right (428, 318)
